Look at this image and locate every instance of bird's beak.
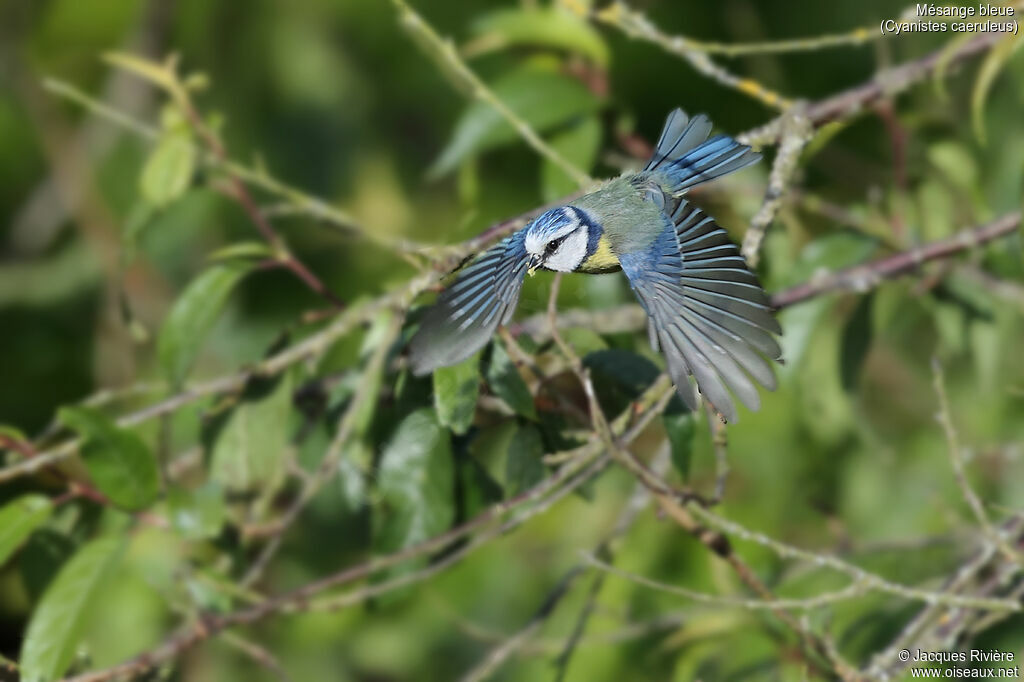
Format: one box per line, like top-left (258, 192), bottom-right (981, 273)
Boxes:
top-left (527, 255), bottom-right (541, 277)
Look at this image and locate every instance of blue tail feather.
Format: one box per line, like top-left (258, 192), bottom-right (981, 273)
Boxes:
top-left (645, 109), bottom-right (760, 194)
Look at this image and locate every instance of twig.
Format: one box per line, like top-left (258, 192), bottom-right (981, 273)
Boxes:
top-left (741, 108), bottom-right (812, 266)
top-left (595, 2), bottom-right (793, 110)
top-left (240, 314), bottom-right (403, 586)
top-left (59, 370), bottom-right (677, 682)
top-left (459, 568), bottom-right (584, 682)
top-left (769, 212), bottom-right (1022, 309)
top-left (460, 441), bottom-right (673, 682)
top-left (391, 0), bottom-right (592, 188)
top-left (931, 358), bottom-right (1023, 567)
top-left (503, 211), bottom-right (1021, 349)
top-left (687, 504), bottom-right (1022, 612)
top-left (552, 446), bottom-right (672, 682)
top-left (706, 404), bottom-right (729, 505)
top-left (740, 31), bottom-right (1005, 146)
top-left (41, 78), bottom-right (373, 244)
top-left (583, 553), bottom-right (867, 611)
top-left (863, 515), bottom-right (1024, 680)
top-left (584, 1), bottom-right (944, 58)
top-left (172, 83), bottom-right (344, 308)
top-left (305, 454), bottom-right (610, 614)
top-left (218, 632), bottom-right (293, 682)
top-left (543, 273), bottom-right (855, 680)
top-left (956, 264), bottom-right (1024, 314)
top-left (0, 282), bottom-right (421, 485)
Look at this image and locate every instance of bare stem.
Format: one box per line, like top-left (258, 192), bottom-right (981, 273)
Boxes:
top-left (931, 357), bottom-right (1024, 567)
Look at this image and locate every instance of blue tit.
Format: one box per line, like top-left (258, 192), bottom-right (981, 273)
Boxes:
top-left (409, 109), bottom-right (781, 422)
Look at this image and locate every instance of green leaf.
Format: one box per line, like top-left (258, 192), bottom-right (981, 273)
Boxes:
top-left (59, 407), bottom-right (159, 511)
top-left (486, 340), bottom-right (537, 420)
top-left (0, 424), bottom-right (29, 443)
top-left (19, 531), bottom-right (75, 603)
top-left (207, 241), bottom-right (277, 264)
top-left (140, 130), bottom-right (196, 207)
top-left (374, 409), bottom-right (455, 553)
top-left (663, 412), bottom-right (696, 480)
top-left (839, 294), bottom-right (874, 392)
top-left (541, 114), bottom-right (602, 201)
top-left (433, 351), bottom-right (481, 435)
top-left (470, 6), bottom-right (610, 66)
top-left (431, 63), bottom-right (603, 177)
top-left (584, 349), bottom-right (661, 416)
top-left (158, 262), bottom-right (251, 387)
top-left (19, 536), bottom-right (123, 682)
top-left (0, 495), bottom-right (52, 567)
top-left (208, 373), bottom-right (293, 493)
top-left (457, 450), bottom-right (503, 519)
top-left (928, 142), bottom-right (979, 192)
top-left (167, 482), bottom-right (226, 540)
top-left (120, 201), bottom-right (156, 263)
top-left (971, 35), bottom-right (1023, 144)
top-left (104, 52), bottom-right (181, 97)
top-left (505, 424), bottom-right (545, 496)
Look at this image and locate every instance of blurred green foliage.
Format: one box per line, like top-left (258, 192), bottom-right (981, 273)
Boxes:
top-left (1, 1), bottom-right (1023, 681)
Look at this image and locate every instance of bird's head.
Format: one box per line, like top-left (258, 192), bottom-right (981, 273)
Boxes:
top-left (523, 207), bottom-right (592, 275)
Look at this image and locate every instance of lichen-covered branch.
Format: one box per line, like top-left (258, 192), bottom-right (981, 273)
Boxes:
top-left (770, 212), bottom-right (1022, 308)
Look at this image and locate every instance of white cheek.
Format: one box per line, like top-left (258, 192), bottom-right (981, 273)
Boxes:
top-left (524, 234), bottom-right (544, 257)
top-left (545, 230), bottom-right (588, 272)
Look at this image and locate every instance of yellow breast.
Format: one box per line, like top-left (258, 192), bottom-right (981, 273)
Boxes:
top-left (579, 235), bottom-right (620, 274)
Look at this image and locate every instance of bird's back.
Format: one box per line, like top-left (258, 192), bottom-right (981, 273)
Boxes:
top-left (572, 175), bottom-right (666, 263)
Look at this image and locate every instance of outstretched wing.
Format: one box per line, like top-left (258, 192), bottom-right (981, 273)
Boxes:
top-left (619, 206), bottom-right (781, 422)
top-left (409, 231), bottom-right (530, 375)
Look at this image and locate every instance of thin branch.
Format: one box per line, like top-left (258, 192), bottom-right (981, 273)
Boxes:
top-left (172, 81), bottom-right (344, 308)
top-left (460, 445), bottom-right (673, 682)
top-left (391, 0), bottom-right (592, 188)
top-left (706, 404), bottom-right (729, 505)
top-left (0, 281), bottom-right (422, 485)
top-left (584, 553), bottom-right (867, 611)
top-left (593, 0), bottom-right (905, 57)
top-left (505, 211), bottom-right (1022, 349)
top-left (739, 31), bottom-right (1005, 146)
top-left (687, 504), bottom-right (1022, 613)
top-left (931, 358), bottom-right (1023, 567)
top-left (652, 495), bottom-right (863, 681)
top-left (240, 314), bottom-right (403, 586)
top-left (41, 78), bottom-right (372, 244)
top-left (218, 632), bottom-right (293, 682)
top-left (59, 369), bottom-right (677, 682)
top-left (595, 2), bottom-right (793, 110)
top-left (543, 273), bottom-right (855, 680)
top-left (863, 516), bottom-right (1024, 680)
top-left (770, 212), bottom-right (1022, 309)
top-left (741, 109), bottom-right (812, 266)
top-left (459, 568), bottom-right (584, 682)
